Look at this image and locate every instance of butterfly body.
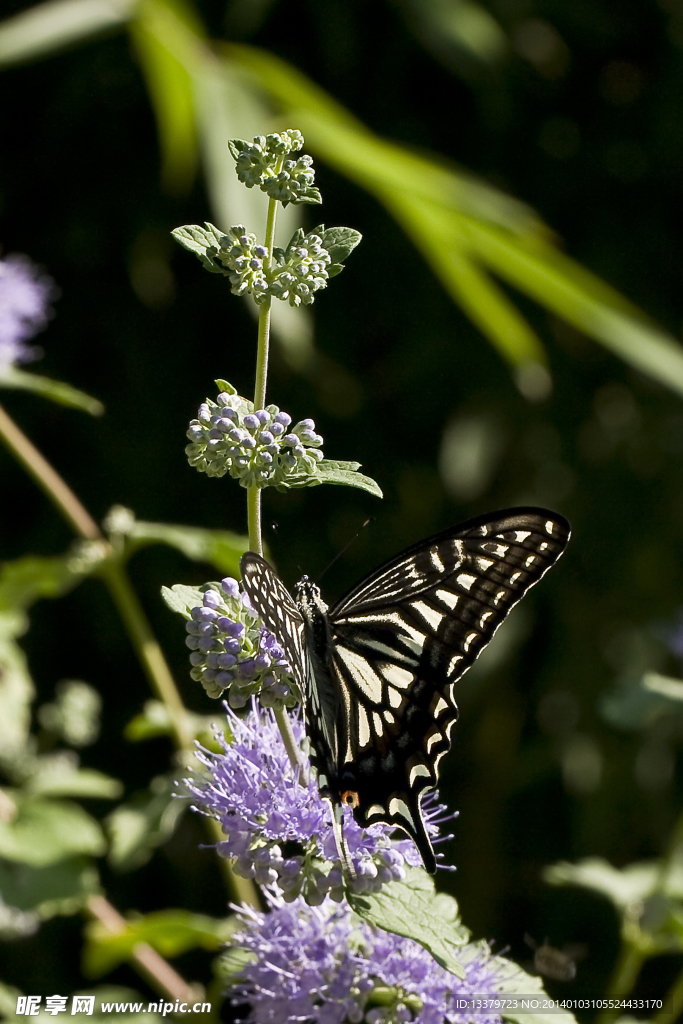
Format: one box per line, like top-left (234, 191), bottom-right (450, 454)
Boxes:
top-left (241, 507), bottom-right (570, 874)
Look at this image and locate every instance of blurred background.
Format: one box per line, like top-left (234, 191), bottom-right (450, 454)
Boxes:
top-left (2, 0), bottom-right (683, 1014)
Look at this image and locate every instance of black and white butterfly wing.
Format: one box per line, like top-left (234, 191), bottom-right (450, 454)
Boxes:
top-left (240, 554), bottom-right (308, 690)
top-left (322, 508), bottom-right (570, 871)
top-left (240, 507), bottom-right (570, 874)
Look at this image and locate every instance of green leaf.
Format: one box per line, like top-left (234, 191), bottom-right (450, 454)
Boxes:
top-left (225, 44), bottom-right (683, 399)
top-left (319, 226), bottom-right (362, 264)
top-left (215, 943), bottom-right (257, 988)
top-left (0, 624), bottom-right (34, 763)
top-left (84, 908), bottom-right (238, 976)
top-left (544, 856), bottom-right (683, 909)
top-left (160, 583), bottom-right (203, 619)
top-left (0, 855), bottom-right (100, 919)
top-left (0, 981), bottom-right (24, 1016)
top-left (105, 774), bottom-right (186, 872)
top-left (0, 367), bottom-right (104, 415)
top-left (311, 460), bottom-right (383, 497)
top-left (129, 0), bottom-right (201, 194)
top-left (24, 755), bottom-right (122, 800)
top-left (602, 672), bottom-right (683, 730)
top-left (490, 950), bottom-right (579, 1024)
top-left (0, 0), bottom-right (135, 69)
top-left (127, 520), bottom-right (251, 575)
top-left (349, 866), bottom-right (469, 978)
top-left (0, 550), bottom-right (97, 613)
top-left (0, 795), bottom-right (106, 866)
top-left (125, 698), bottom-right (218, 744)
top-left (171, 221), bottom-right (229, 274)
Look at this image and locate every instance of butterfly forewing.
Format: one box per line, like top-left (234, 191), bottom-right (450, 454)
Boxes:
top-left (239, 554), bottom-right (308, 686)
top-left (324, 509), bottom-right (570, 868)
top-left (240, 508), bottom-right (570, 875)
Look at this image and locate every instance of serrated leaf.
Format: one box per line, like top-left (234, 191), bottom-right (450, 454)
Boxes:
top-left (320, 226), bottom-right (362, 263)
top-left (295, 186), bottom-right (322, 204)
top-left (0, 367), bottom-right (104, 415)
top-left (127, 521), bottom-right (250, 575)
top-left (349, 866), bottom-right (468, 978)
top-left (171, 222), bottom-right (229, 275)
top-left (0, 855), bottom-right (100, 919)
top-left (315, 460), bottom-right (383, 497)
top-left (105, 774), bottom-right (185, 872)
top-left (160, 583), bottom-right (205, 618)
top-left (83, 908), bottom-right (238, 976)
top-left (214, 377), bottom-right (237, 395)
top-left (0, 796), bottom-right (105, 866)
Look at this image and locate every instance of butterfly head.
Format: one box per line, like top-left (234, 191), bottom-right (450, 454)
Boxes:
top-left (294, 575), bottom-right (328, 616)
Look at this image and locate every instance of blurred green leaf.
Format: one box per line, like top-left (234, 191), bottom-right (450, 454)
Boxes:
top-left (225, 43), bottom-right (683, 399)
top-left (105, 773), bottom-right (185, 872)
top-left (350, 866), bottom-right (468, 978)
top-left (0, 980), bottom-right (24, 1016)
top-left (126, 520), bottom-right (250, 575)
top-left (0, 855), bottom-right (100, 919)
top-left (0, 368), bottom-right (104, 415)
top-left (125, 698), bottom-right (218, 743)
top-left (0, 624), bottom-right (34, 763)
top-left (84, 908), bottom-right (238, 976)
top-left (545, 857), bottom-right (683, 909)
top-left (602, 672), bottom-right (683, 730)
top-left (25, 754), bottom-right (122, 800)
top-left (0, 551), bottom-right (94, 613)
top-left (491, 949), bottom-right (579, 1024)
top-left (38, 679), bottom-right (102, 747)
top-left (129, 0), bottom-right (200, 194)
top-left (0, 795), bottom-right (105, 866)
top-left (0, 0), bottom-right (135, 68)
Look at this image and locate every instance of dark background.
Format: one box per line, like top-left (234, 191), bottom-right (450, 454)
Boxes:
top-left (2, 0), bottom-right (683, 1010)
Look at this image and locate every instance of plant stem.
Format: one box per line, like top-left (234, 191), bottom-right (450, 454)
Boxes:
top-left (248, 197), bottom-right (278, 557)
top-left (87, 895), bottom-right (202, 1004)
top-left (0, 402), bottom-right (100, 539)
top-left (274, 706), bottom-right (308, 782)
top-left (98, 560), bottom-right (194, 751)
top-left (596, 941), bottom-right (646, 1024)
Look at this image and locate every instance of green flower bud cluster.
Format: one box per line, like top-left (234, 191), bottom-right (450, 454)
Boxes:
top-left (186, 383), bottom-right (324, 489)
top-left (228, 130), bottom-right (321, 206)
top-left (269, 232), bottom-right (332, 307)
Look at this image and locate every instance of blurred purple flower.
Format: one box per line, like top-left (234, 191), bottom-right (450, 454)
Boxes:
top-left (231, 895), bottom-right (505, 1024)
top-left (0, 253), bottom-right (56, 370)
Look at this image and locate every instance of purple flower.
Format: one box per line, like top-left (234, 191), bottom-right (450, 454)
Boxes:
top-left (230, 895), bottom-right (505, 1024)
top-left (0, 253), bottom-right (56, 370)
top-left (184, 704), bottom-right (451, 903)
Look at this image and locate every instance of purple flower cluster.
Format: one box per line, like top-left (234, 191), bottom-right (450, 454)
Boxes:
top-left (0, 253), bottom-right (55, 371)
top-left (186, 385), bottom-right (324, 489)
top-left (228, 130), bottom-right (321, 206)
top-left (185, 578), bottom-right (298, 709)
top-left (231, 895), bottom-right (505, 1024)
top-left (185, 705), bottom-right (445, 904)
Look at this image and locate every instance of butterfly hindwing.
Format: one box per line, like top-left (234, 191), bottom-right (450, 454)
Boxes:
top-left (240, 507), bottom-right (570, 874)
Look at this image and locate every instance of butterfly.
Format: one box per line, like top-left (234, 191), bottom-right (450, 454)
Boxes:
top-left (240, 507), bottom-right (570, 874)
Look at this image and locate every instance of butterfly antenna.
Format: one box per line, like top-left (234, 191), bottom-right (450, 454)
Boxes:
top-left (316, 518), bottom-right (375, 585)
top-left (331, 802), bottom-right (357, 883)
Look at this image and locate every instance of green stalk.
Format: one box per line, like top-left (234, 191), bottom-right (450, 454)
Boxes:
top-left (596, 941), bottom-right (646, 1024)
top-left (247, 196), bottom-right (278, 556)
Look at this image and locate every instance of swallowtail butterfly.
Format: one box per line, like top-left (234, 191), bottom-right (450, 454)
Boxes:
top-left (240, 507), bottom-right (570, 873)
